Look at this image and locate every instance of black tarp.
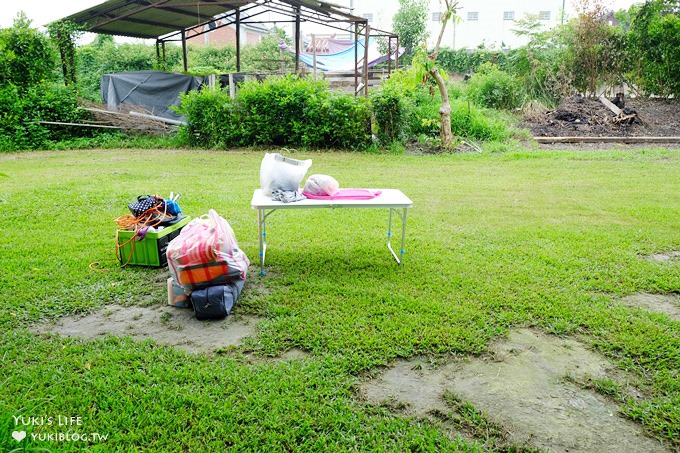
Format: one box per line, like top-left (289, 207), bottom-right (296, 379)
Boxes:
top-left (101, 70), bottom-right (206, 120)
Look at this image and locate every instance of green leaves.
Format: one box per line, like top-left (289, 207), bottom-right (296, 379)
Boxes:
top-left (0, 14), bottom-right (57, 88)
top-left (629, 0), bottom-right (680, 97)
top-left (392, 0), bottom-right (430, 57)
top-left (176, 76), bottom-right (372, 150)
top-left (465, 63), bottom-right (524, 110)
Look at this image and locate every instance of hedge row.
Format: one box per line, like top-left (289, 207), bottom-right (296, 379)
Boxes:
top-left (177, 75), bottom-right (372, 151)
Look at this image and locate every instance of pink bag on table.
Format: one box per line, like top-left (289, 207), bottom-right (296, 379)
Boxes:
top-left (167, 209), bottom-right (249, 291)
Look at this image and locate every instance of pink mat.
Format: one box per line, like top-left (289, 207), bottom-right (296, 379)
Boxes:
top-left (302, 189), bottom-right (382, 200)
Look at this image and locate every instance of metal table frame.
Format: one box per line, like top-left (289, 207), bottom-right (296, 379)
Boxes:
top-left (251, 189), bottom-right (413, 275)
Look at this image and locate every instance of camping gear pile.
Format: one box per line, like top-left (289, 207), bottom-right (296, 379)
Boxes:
top-left (166, 209), bottom-right (249, 320)
top-left (115, 194), bottom-right (249, 320)
top-left (115, 194), bottom-right (186, 267)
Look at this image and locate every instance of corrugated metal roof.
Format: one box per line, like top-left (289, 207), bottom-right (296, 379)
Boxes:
top-left (64, 0), bottom-right (367, 40)
top-left (66, 0), bottom-right (252, 39)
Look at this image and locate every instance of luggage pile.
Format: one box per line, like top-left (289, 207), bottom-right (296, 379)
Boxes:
top-left (166, 209), bottom-right (250, 320)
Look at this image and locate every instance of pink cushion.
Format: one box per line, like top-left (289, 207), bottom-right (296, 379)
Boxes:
top-left (302, 189), bottom-right (382, 200)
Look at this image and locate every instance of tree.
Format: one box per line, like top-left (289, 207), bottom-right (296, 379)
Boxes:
top-left (424, 0), bottom-right (459, 149)
top-left (570, 0), bottom-right (611, 95)
top-left (47, 20), bottom-right (82, 86)
top-left (629, 0), bottom-right (680, 97)
top-left (0, 12), bottom-right (56, 88)
top-left (392, 0), bottom-right (429, 58)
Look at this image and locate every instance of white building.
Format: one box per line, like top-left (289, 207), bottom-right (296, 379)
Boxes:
top-left (309, 1), bottom-right (574, 50)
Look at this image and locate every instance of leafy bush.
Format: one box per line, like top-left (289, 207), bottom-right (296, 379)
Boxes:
top-left (465, 63), bottom-right (524, 110)
top-left (0, 83), bottom-right (93, 151)
top-left (0, 14), bottom-right (56, 89)
top-left (437, 48), bottom-right (513, 75)
top-left (176, 88), bottom-right (236, 148)
top-left (629, 0), bottom-right (680, 97)
top-left (371, 85), bottom-right (407, 145)
top-left (312, 93), bottom-right (372, 150)
top-left (176, 75), bottom-right (372, 150)
top-left (403, 86), bottom-right (441, 138)
top-left (371, 64), bottom-right (514, 145)
top-left (449, 99), bottom-right (510, 141)
top-left (236, 75), bottom-right (327, 146)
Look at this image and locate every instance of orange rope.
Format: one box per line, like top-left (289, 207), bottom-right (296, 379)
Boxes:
top-left (113, 196), bottom-right (173, 267)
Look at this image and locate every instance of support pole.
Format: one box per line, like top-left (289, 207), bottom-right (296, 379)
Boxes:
top-left (236, 8), bottom-right (241, 72)
top-left (354, 22), bottom-right (360, 94)
top-left (155, 39), bottom-right (160, 68)
top-left (362, 25), bottom-right (369, 96)
top-left (312, 33), bottom-right (317, 78)
top-left (294, 6), bottom-right (301, 74)
top-left (181, 28), bottom-right (188, 72)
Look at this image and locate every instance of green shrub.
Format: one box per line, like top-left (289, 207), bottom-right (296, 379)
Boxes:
top-left (449, 99), bottom-right (510, 141)
top-left (309, 93), bottom-right (372, 150)
top-left (0, 83), bottom-right (93, 151)
top-left (465, 63), bottom-right (524, 110)
top-left (235, 75), bottom-right (326, 146)
top-left (436, 48), bottom-right (513, 75)
top-left (629, 0), bottom-right (680, 97)
top-left (176, 75), bottom-right (372, 150)
top-left (371, 85), bottom-right (407, 145)
top-left (176, 87), bottom-right (236, 148)
top-left (0, 14), bottom-right (57, 89)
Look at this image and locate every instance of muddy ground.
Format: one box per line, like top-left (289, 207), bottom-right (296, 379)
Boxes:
top-left (34, 255), bottom-right (680, 452)
top-left (523, 96), bottom-right (680, 139)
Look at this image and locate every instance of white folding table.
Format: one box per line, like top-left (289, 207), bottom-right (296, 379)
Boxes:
top-left (251, 189), bottom-right (413, 275)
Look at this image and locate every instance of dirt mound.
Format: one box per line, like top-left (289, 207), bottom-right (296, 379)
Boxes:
top-left (523, 96), bottom-right (680, 138)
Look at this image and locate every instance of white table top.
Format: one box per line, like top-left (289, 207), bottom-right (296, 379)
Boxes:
top-left (251, 188), bottom-right (413, 209)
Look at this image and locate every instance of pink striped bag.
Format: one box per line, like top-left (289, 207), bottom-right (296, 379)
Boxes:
top-left (167, 209), bottom-right (249, 291)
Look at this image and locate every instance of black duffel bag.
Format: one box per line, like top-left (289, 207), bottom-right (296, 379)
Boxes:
top-left (191, 279), bottom-right (245, 320)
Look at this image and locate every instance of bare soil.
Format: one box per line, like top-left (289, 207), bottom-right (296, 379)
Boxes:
top-left (360, 328), bottom-right (672, 452)
top-left (34, 304), bottom-right (262, 354)
top-left (523, 96), bottom-right (680, 139)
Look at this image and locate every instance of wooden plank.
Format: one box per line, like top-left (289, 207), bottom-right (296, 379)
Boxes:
top-left (598, 94), bottom-right (622, 115)
top-left (37, 121), bottom-right (123, 129)
top-left (535, 136), bottom-right (680, 144)
top-left (82, 107), bottom-right (130, 116)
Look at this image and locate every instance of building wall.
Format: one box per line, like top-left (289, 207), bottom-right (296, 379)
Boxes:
top-left (187, 23), bottom-right (265, 46)
top-left (348, 0), bottom-right (570, 50)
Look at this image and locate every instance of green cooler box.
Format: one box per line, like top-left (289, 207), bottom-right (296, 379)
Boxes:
top-left (117, 216), bottom-right (191, 267)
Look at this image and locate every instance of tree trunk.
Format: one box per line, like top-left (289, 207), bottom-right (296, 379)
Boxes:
top-left (429, 66), bottom-right (454, 149)
top-left (429, 1), bottom-right (458, 149)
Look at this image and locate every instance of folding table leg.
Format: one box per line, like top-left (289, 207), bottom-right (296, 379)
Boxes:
top-left (387, 207), bottom-right (407, 265)
top-left (258, 208), bottom-right (267, 275)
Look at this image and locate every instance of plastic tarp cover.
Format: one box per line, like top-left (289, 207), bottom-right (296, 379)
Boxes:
top-left (101, 70), bottom-right (206, 120)
top-left (279, 38), bottom-right (404, 72)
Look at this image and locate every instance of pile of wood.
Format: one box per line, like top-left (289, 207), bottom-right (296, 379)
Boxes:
top-left (598, 94), bottom-right (642, 126)
top-left (39, 100), bottom-right (184, 134)
top-left (81, 101), bottom-right (184, 133)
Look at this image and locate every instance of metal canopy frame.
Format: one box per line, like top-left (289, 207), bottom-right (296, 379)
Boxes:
top-left (64, 0), bottom-right (399, 94)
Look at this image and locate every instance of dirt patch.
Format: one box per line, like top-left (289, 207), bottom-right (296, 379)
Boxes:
top-left (619, 293), bottom-right (680, 322)
top-left (644, 250), bottom-right (680, 263)
top-left (360, 329), bottom-right (670, 452)
top-left (523, 96), bottom-right (680, 139)
top-left (34, 304), bottom-right (263, 354)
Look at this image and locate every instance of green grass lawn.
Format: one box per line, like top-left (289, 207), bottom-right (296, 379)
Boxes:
top-left (1, 148), bottom-right (678, 451)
